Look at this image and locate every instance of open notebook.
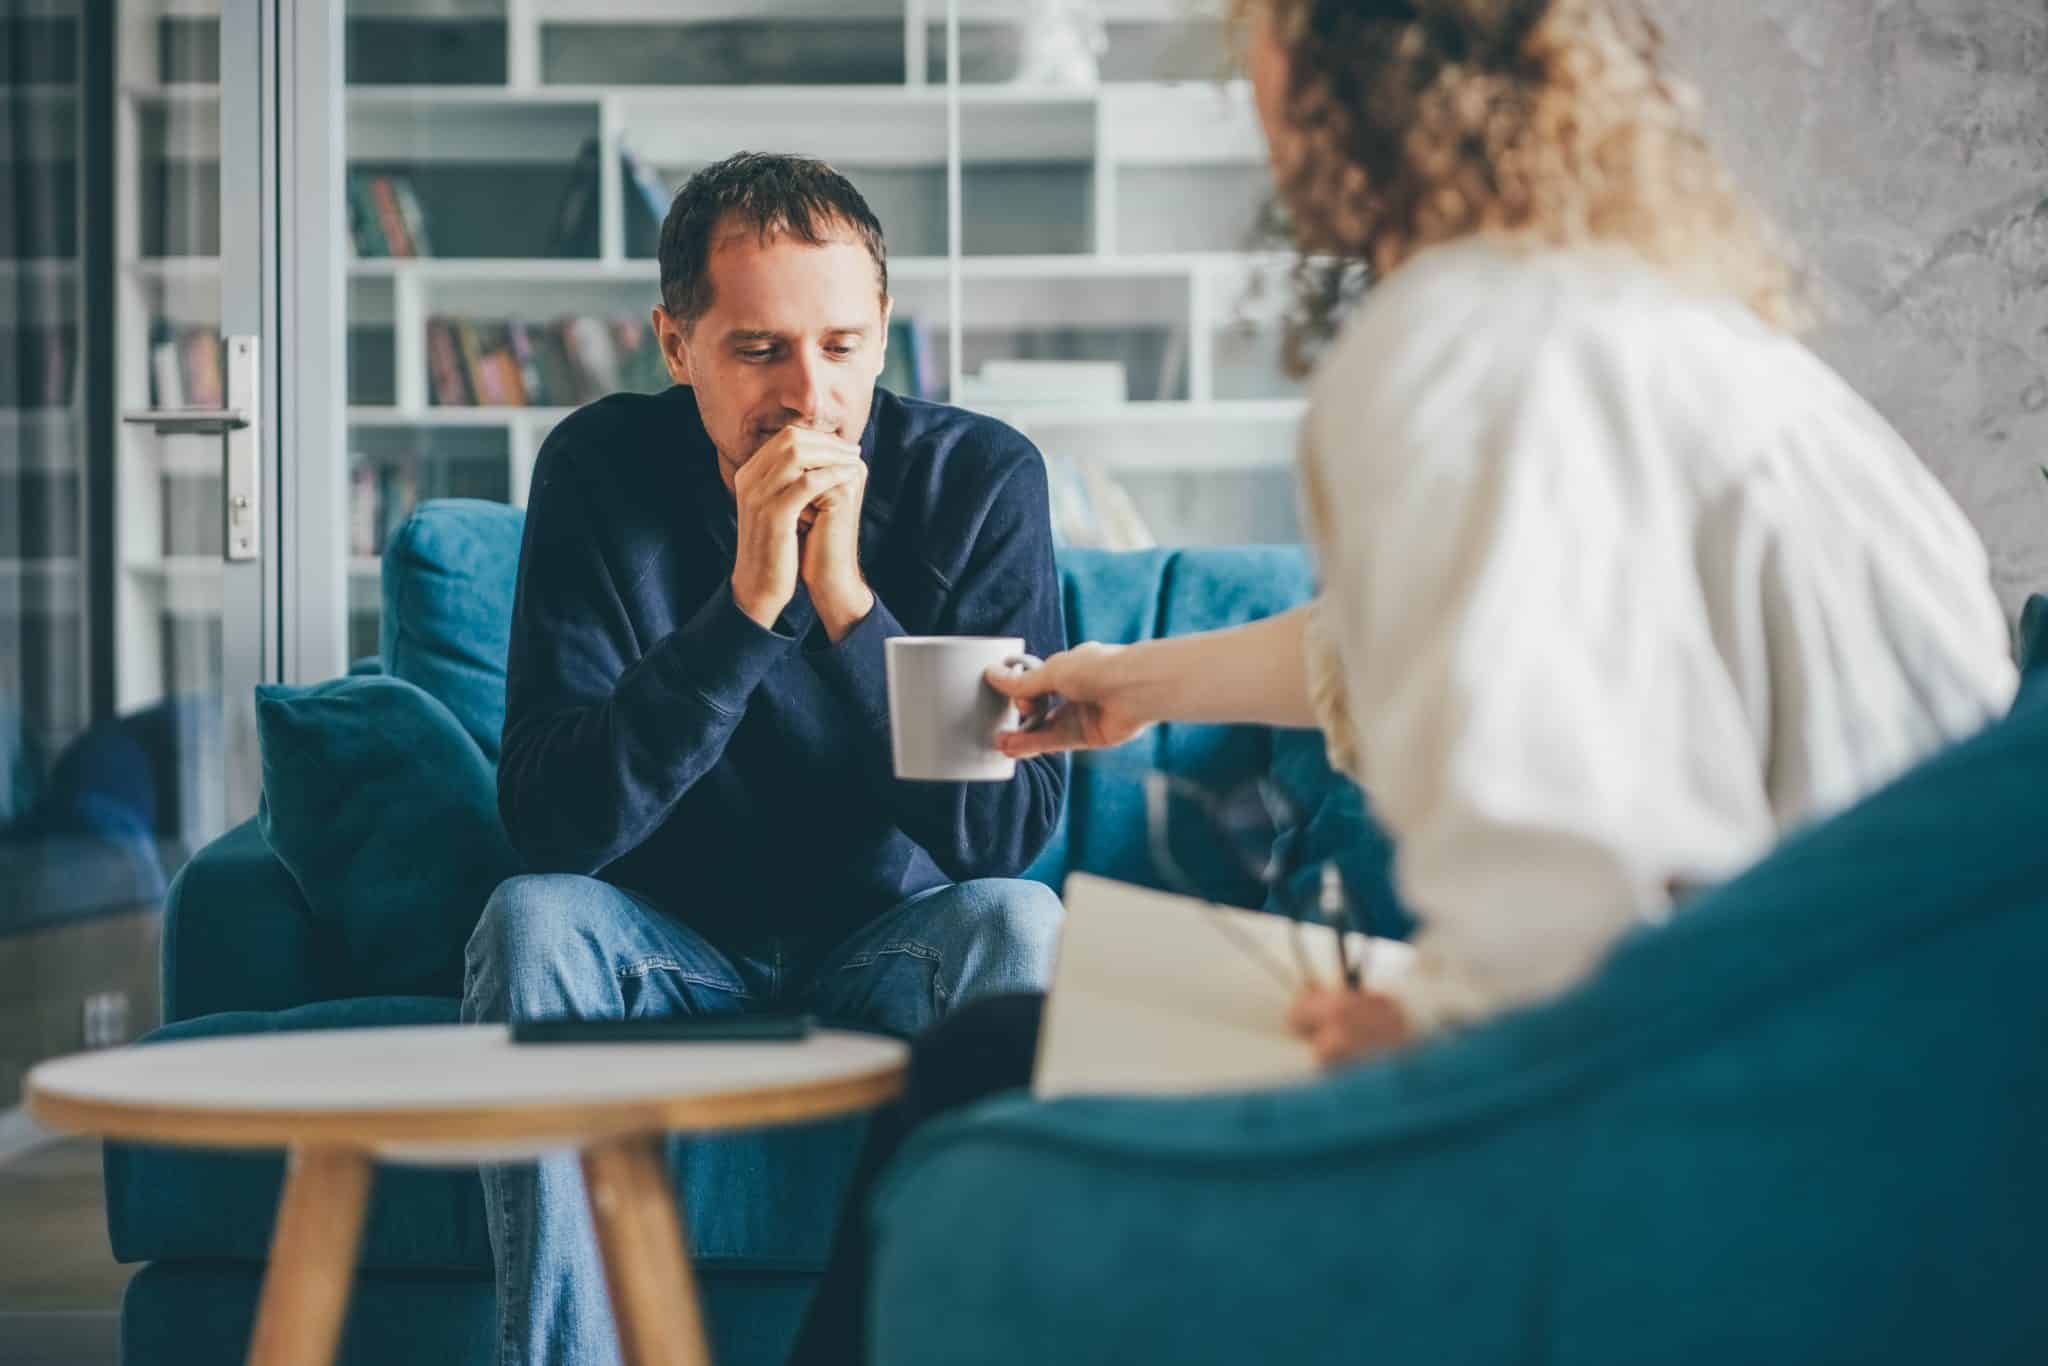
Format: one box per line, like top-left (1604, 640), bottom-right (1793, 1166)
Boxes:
top-left (1031, 873), bottom-right (1415, 1100)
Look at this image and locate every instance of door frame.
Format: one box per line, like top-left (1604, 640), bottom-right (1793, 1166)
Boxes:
top-left (215, 0), bottom-right (347, 822)
top-left (274, 0), bottom-right (348, 689)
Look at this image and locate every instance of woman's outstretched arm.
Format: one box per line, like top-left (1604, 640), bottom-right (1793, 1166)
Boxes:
top-left (988, 603), bottom-right (1317, 758)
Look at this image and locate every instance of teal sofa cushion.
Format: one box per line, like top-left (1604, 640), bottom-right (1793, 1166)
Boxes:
top-left (1091, 546), bottom-right (1310, 903)
top-left (255, 675), bottom-right (515, 999)
top-left (160, 818), bottom-right (321, 1023)
top-left (869, 690), bottom-right (2048, 1366)
top-left (380, 498), bottom-right (524, 761)
top-left (1037, 546), bottom-right (1397, 923)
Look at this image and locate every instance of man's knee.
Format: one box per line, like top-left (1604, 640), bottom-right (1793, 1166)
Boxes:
top-left (470, 874), bottom-right (606, 968)
top-left (938, 878), bottom-right (1063, 996)
top-left (464, 874), bottom-right (635, 1019)
top-left (954, 877), bottom-right (1062, 945)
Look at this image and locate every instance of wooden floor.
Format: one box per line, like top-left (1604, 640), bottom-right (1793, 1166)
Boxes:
top-left (0, 1134), bottom-right (130, 1364)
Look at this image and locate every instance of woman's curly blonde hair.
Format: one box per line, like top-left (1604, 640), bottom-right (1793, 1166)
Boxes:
top-left (1233, 0), bottom-right (1807, 376)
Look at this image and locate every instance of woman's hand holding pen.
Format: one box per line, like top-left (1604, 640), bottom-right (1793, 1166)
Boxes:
top-left (1286, 985), bottom-right (1410, 1067)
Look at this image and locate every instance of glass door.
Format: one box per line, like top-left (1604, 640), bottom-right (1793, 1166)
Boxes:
top-left (115, 0), bottom-right (281, 836)
top-left (0, 0), bottom-right (283, 1092)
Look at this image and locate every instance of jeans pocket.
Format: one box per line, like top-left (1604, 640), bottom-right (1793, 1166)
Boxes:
top-left (617, 956), bottom-right (750, 1016)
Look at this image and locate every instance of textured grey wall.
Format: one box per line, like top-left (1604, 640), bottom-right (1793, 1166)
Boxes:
top-left (1659, 0), bottom-right (2048, 617)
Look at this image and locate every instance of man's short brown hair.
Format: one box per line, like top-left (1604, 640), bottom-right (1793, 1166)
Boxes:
top-left (657, 151), bottom-right (889, 330)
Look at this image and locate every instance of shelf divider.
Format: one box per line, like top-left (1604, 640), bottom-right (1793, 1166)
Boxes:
top-left (506, 0), bottom-right (541, 90)
top-left (392, 270), bottom-right (427, 412)
top-left (600, 95), bottom-right (625, 266)
top-left (905, 0), bottom-right (929, 88)
top-left (1091, 95), bottom-right (1117, 256)
top-left (1187, 262), bottom-right (1215, 403)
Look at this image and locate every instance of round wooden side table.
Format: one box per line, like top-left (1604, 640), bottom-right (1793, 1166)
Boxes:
top-left (28, 1023), bottom-right (908, 1366)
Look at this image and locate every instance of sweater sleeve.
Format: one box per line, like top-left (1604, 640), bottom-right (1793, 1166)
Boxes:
top-left (497, 457), bottom-right (798, 875)
top-left (1302, 596), bottom-right (1362, 778)
top-left (807, 453), bottom-right (1069, 882)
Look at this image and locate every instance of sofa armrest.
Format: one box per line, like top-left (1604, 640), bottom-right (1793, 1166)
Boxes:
top-left (868, 693), bottom-right (2048, 1366)
top-left (868, 1079), bottom-right (1538, 1366)
top-left (161, 818), bottom-right (325, 1024)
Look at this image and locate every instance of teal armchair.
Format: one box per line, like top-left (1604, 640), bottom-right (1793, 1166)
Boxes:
top-left (869, 616), bottom-right (2048, 1364)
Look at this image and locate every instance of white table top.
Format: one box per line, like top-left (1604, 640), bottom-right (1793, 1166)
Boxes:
top-left (27, 1024), bottom-right (909, 1164)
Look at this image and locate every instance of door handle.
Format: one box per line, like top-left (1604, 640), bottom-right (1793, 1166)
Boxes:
top-left (121, 407), bottom-right (251, 435)
top-left (119, 335), bottom-right (262, 562)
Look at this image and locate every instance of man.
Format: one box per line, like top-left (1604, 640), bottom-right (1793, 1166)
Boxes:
top-left (462, 151), bottom-right (1068, 1364)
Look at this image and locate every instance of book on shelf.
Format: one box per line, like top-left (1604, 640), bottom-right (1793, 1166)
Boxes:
top-left (560, 317), bottom-right (619, 401)
top-left (346, 456), bottom-right (419, 559)
top-left (148, 322), bottom-right (224, 409)
top-left (24, 327), bottom-right (77, 409)
top-left (351, 451), bottom-right (507, 559)
top-left (426, 318), bottom-right (470, 406)
top-left (348, 459), bottom-right (381, 558)
top-left (394, 180), bottom-right (432, 256)
top-left (424, 315), bottom-right (669, 408)
top-left (612, 317), bottom-right (670, 395)
top-left (346, 171), bottom-right (432, 258)
top-left (546, 137), bottom-right (675, 260)
top-left (548, 139), bottom-right (603, 259)
top-left (378, 460), bottom-right (419, 550)
top-left (620, 139), bottom-right (674, 259)
top-left (879, 317), bottom-right (937, 400)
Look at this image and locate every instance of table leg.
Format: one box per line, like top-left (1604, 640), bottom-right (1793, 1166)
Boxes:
top-left (245, 1145), bottom-right (373, 1366)
top-left (582, 1134), bottom-right (713, 1366)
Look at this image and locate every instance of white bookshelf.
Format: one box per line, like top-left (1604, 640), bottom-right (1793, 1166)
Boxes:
top-left (108, 0), bottom-right (1297, 661)
top-left (340, 66), bottom-right (1296, 459)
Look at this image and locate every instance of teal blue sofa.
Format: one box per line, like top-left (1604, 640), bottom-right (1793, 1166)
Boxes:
top-left (867, 605), bottom-right (2048, 1363)
top-left (103, 499), bottom-right (1397, 1366)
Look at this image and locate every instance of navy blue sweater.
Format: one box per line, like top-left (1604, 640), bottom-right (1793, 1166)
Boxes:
top-left (498, 385), bottom-right (1069, 946)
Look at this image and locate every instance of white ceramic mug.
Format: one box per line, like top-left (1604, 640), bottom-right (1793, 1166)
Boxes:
top-left (885, 636), bottom-right (1040, 782)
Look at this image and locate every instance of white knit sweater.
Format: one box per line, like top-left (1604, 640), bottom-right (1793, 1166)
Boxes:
top-left (1298, 236), bottom-right (2017, 1035)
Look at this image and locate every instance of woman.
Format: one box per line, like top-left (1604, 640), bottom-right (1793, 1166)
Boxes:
top-left (789, 1), bottom-right (2016, 1359)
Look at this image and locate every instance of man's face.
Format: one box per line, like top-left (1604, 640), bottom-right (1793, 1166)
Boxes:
top-left (655, 222), bottom-right (891, 485)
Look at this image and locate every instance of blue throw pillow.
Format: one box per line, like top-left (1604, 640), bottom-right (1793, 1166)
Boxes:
top-left (1265, 728), bottom-right (1414, 941)
top-left (255, 675), bottom-right (516, 998)
top-left (380, 499), bottom-right (523, 761)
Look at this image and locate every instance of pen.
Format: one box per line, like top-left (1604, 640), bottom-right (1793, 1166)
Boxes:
top-left (1320, 862), bottom-right (1363, 990)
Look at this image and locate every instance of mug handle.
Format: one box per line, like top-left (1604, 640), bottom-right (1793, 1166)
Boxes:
top-left (993, 654), bottom-right (1062, 735)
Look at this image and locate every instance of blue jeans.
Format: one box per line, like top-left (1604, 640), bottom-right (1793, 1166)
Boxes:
top-left (460, 873), bottom-right (1063, 1366)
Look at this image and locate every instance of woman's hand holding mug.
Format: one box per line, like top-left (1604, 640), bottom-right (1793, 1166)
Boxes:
top-left (984, 644), bottom-right (1152, 758)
